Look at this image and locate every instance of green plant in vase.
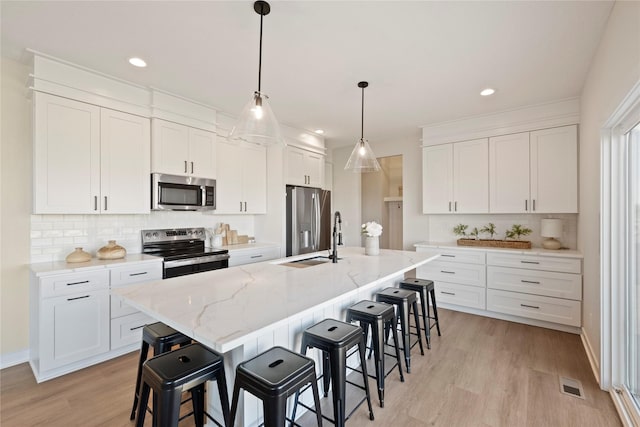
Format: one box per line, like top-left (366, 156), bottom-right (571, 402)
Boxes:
top-left (469, 227), bottom-right (479, 240)
top-left (480, 223), bottom-right (497, 240)
top-left (453, 224), bottom-right (469, 238)
top-left (506, 224), bottom-right (532, 240)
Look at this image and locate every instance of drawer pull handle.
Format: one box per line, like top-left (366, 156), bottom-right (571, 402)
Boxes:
top-left (67, 295), bottom-right (90, 301)
top-left (250, 255), bottom-right (263, 259)
top-left (67, 280), bottom-right (90, 286)
top-left (521, 280), bottom-right (540, 284)
top-left (440, 270), bottom-right (455, 274)
top-left (441, 291), bottom-right (456, 296)
top-left (520, 261), bottom-right (540, 264)
top-left (441, 254), bottom-right (456, 258)
top-left (130, 325), bottom-right (145, 331)
top-left (520, 304), bottom-right (540, 309)
top-left (129, 272), bottom-right (148, 277)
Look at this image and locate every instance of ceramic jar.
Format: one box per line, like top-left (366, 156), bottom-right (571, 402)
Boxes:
top-left (364, 236), bottom-right (380, 256)
top-left (66, 247), bottom-right (91, 263)
top-left (97, 240), bottom-right (126, 260)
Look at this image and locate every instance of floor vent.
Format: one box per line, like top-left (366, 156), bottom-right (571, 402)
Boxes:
top-left (559, 376), bottom-right (585, 399)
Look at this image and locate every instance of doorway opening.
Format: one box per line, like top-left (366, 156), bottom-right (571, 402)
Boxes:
top-left (361, 155), bottom-right (403, 249)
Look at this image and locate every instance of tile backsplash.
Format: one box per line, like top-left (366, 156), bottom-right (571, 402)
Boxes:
top-left (427, 213), bottom-right (578, 249)
top-left (30, 211), bottom-right (255, 263)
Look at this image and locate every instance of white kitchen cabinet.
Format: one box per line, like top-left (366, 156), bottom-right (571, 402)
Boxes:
top-left (151, 119), bottom-right (216, 179)
top-left (216, 141), bottom-right (267, 214)
top-left (422, 139), bottom-right (488, 213)
top-left (489, 125), bottom-right (578, 213)
top-left (286, 146), bottom-right (324, 188)
top-left (34, 92), bottom-right (150, 214)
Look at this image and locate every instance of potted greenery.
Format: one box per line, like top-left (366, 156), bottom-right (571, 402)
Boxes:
top-left (453, 224), bottom-right (469, 238)
top-left (480, 223), bottom-right (497, 239)
top-left (505, 224), bottom-right (532, 240)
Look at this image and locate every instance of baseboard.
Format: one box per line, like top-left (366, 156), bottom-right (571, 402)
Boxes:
top-left (0, 349), bottom-right (29, 370)
top-left (580, 327), bottom-right (601, 386)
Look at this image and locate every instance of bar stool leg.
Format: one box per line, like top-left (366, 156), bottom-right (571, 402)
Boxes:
top-left (419, 290), bottom-right (432, 349)
top-left (229, 380), bottom-right (242, 427)
top-left (310, 373), bottom-right (324, 427)
top-left (430, 288), bottom-right (442, 336)
top-left (389, 315), bottom-right (405, 382)
top-left (371, 320), bottom-right (385, 407)
top-left (412, 301), bottom-right (425, 356)
top-left (398, 302), bottom-right (412, 373)
top-left (263, 398), bottom-right (287, 427)
top-left (130, 341), bottom-right (150, 420)
top-left (135, 381), bottom-right (151, 427)
top-left (215, 368), bottom-right (231, 427)
top-left (322, 351), bottom-right (331, 398)
top-left (190, 384), bottom-right (205, 427)
top-left (329, 349), bottom-right (347, 427)
top-left (357, 336), bottom-right (375, 421)
top-left (156, 387), bottom-right (183, 427)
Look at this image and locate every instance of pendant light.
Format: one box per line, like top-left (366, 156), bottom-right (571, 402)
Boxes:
top-left (345, 81), bottom-right (381, 172)
top-left (229, 1), bottom-right (283, 146)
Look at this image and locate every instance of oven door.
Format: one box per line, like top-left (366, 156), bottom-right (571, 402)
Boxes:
top-left (163, 254), bottom-right (229, 279)
top-left (152, 173), bottom-right (215, 211)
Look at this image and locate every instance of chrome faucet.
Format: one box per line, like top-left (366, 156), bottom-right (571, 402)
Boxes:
top-left (330, 211), bottom-right (343, 263)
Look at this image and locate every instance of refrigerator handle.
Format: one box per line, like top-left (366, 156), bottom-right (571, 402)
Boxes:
top-left (312, 192), bottom-right (320, 250)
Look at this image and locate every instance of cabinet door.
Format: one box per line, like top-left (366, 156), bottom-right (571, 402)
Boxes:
top-left (100, 109), bottom-right (150, 214)
top-left (489, 132), bottom-right (530, 213)
top-left (189, 128), bottom-right (217, 179)
top-left (305, 151), bottom-right (325, 188)
top-left (422, 144), bottom-right (453, 213)
top-left (215, 142), bottom-right (244, 213)
top-left (34, 92), bottom-right (100, 214)
top-left (530, 125), bottom-right (578, 213)
top-left (40, 290), bottom-right (110, 371)
top-left (151, 119), bottom-right (190, 176)
top-left (285, 146), bottom-right (306, 186)
top-left (243, 145), bottom-right (267, 213)
top-left (453, 139), bottom-right (488, 213)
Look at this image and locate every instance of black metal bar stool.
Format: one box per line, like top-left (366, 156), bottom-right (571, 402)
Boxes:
top-left (346, 300), bottom-right (405, 408)
top-left (229, 346), bottom-right (322, 427)
top-left (375, 287), bottom-right (424, 373)
top-left (135, 342), bottom-right (231, 427)
top-left (130, 322), bottom-right (193, 420)
top-left (399, 278), bottom-right (441, 349)
top-left (292, 318), bottom-right (375, 427)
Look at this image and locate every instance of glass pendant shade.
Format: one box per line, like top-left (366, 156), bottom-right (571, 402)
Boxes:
top-left (345, 138), bottom-right (381, 172)
top-left (228, 91), bottom-right (283, 145)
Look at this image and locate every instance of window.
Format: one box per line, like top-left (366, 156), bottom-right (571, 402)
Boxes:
top-left (626, 124), bottom-right (639, 407)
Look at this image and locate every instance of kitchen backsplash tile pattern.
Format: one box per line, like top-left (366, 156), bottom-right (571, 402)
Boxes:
top-left (30, 212), bottom-right (255, 263)
top-left (427, 213), bottom-right (578, 249)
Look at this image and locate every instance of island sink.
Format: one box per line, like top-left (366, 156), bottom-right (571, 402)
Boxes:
top-left (278, 255), bottom-right (332, 268)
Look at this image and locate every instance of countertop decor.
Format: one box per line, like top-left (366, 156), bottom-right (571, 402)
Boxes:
top-left (65, 247), bottom-right (91, 263)
top-left (457, 238), bottom-right (532, 249)
top-left (97, 240), bottom-right (126, 260)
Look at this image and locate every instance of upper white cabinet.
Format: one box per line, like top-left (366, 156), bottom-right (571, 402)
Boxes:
top-left (216, 141), bottom-right (267, 214)
top-left (422, 139), bottom-right (488, 214)
top-left (285, 146), bottom-right (324, 188)
top-left (151, 119), bottom-right (216, 179)
top-left (34, 92), bottom-right (150, 214)
top-left (489, 125), bottom-right (577, 213)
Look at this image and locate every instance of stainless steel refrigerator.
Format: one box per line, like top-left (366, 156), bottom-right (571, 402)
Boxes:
top-left (286, 185), bottom-right (331, 256)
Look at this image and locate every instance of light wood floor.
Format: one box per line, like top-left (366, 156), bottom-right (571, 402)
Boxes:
top-left (1, 309), bottom-right (621, 426)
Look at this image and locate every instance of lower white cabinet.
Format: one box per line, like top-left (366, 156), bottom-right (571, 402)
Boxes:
top-left (228, 244), bottom-right (281, 267)
top-left (30, 259), bottom-right (162, 382)
top-left (415, 244), bottom-right (583, 331)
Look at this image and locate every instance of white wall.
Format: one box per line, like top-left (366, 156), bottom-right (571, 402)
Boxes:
top-left (1, 58), bottom-right (32, 359)
top-left (578, 1), bottom-right (640, 374)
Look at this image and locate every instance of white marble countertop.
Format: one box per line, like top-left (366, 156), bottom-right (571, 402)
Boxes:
top-left (30, 253), bottom-right (161, 276)
top-left (114, 247), bottom-right (437, 353)
top-left (414, 241), bottom-right (583, 258)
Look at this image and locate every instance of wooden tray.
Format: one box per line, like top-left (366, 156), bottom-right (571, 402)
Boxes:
top-left (457, 239), bottom-right (531, 249)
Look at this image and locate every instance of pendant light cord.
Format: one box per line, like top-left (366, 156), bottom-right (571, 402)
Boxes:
top-left (258, 4), bottom-right (264, 93)
top-left (361, 85), bottom-right (365, 141)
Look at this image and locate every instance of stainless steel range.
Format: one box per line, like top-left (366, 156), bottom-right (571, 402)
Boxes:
top-left (141, 227), bottom-right (229, 278)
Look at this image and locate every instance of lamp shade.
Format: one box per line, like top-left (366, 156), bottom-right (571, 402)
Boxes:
top-left (541, 219), bottom-right (562, 238)
top-left (228, 91), bottom-right (284, 145)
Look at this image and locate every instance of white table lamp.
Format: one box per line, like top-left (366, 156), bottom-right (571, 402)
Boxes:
top-left (541, 218), bottom-right (563, 250)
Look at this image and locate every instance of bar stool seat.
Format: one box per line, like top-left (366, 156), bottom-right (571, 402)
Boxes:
top-left (135, 343), bottom-right (230, 427)
top-left (375, 287), bottom-right (424, 373)
top-left (229, 346), bottom-right (322, 427)
top-left (292, 318), bottom-right (375, 427)
top-left (130, 322), bottom-right (193, 420)
top-left (399, 278), bottom-right (441, 349)
top-left (346, 300), bottom-right (405, 408)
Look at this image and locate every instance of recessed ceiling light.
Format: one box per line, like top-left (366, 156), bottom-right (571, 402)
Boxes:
top-left (314, 129), bottom-right (325, 135)
top-left (480, 88), bottom-right (496, 96)
top-left (128, 57), bottom-right (147, 68)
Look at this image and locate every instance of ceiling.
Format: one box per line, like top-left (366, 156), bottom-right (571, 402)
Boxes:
top-left (1, 1), bottom-right (613, 148)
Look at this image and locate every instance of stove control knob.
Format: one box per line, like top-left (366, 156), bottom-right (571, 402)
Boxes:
top-left (152, 232), bottom-right (159, 238)
top-left (144, 232), bottom-right (152, 239)
top-left (196, 230), bottom-right (203, 236)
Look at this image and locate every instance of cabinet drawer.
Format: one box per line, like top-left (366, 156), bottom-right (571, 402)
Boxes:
top-left (415, 247), bottom-right (485, 265)
top-left (487, 266), bottom-right (582, 300)
top-left (111, 311), bottom-right (155, 350)
top-left (110, 262), bottom-right (162, 287)
top-left (434, 281), bottom-right (486, 310)
top-left (228, 246), bottom-right (280, 267)
top-left (110, 294), bottom-right (139, 318)
top-left (487, 289), bottom-right (581, 327)
top-left (41, 270), bottom-right (110, 298)
top-left (486, 253), bottom-right (581, 274)
top-left (417, 260), bottom-right (486, 287)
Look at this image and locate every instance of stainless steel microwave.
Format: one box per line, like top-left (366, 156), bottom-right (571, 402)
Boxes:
top-left (151, 173), bottom-right (215, 211)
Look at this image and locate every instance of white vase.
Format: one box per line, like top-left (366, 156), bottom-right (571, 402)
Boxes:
top-left (364, 236), bottom-right (380, 256)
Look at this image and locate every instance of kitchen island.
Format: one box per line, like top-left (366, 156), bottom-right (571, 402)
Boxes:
top-left (114, 247), bottom-right (437, 426)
